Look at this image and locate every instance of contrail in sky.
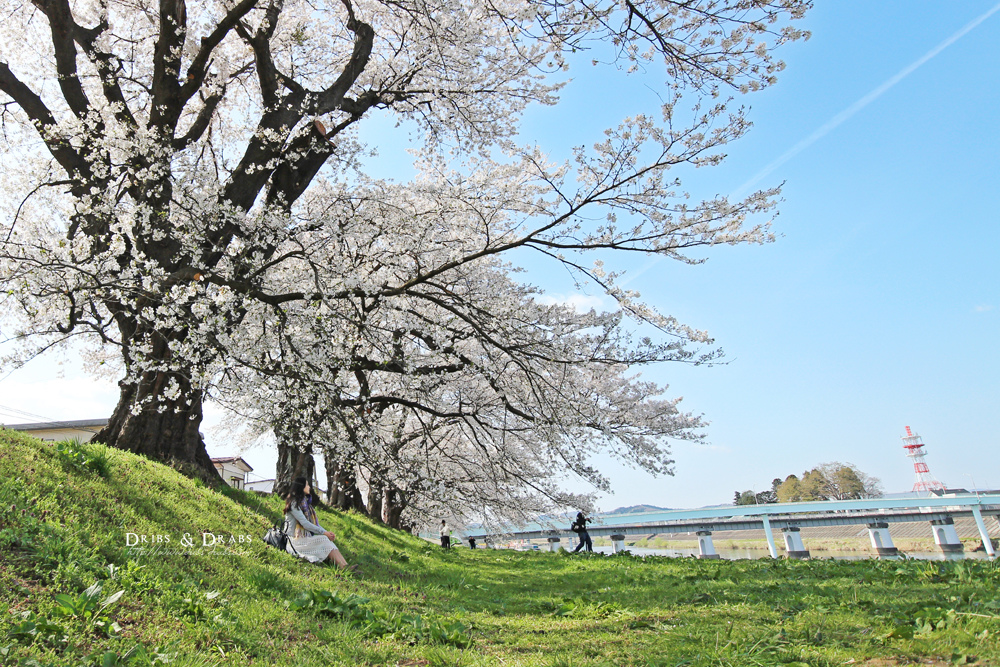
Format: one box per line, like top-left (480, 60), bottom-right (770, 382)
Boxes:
top-left (619, 2), bottom-right (1000, 288)
top-left (732, 0), bottom-right (1000, 198)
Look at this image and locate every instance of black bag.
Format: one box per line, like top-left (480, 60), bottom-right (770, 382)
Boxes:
top-left (263, 523), bottom-right (289, 551)
top-left (263, 526), bottom-right (287, 551)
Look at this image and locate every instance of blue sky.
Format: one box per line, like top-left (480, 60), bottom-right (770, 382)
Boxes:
top-left (557, 0), bottom-right (1000, 508)
top-left (1, 1), bottom-right (998, 511)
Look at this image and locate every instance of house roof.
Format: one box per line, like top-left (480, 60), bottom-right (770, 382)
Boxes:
top-left (4, 419), bottom-right (108, 432)
top-left (210, 456), bottom-right (254, 472)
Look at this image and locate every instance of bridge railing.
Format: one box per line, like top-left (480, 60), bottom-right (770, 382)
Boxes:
top-left (464, 493), bottom-right (1000, 559)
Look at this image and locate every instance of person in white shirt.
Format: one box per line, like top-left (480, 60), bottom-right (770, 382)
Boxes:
top-left (439, 519), bottom-right (451, 549)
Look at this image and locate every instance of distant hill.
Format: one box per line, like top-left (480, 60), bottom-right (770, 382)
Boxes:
top-left (603, 504), bottom-right (672, 515)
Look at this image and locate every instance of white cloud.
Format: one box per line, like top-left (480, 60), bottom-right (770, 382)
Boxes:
top-left (974, 304), bottom-right (995, 313)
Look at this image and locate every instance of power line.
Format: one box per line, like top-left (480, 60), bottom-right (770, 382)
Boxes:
top-left (0, 403), bottom-right (104, 433)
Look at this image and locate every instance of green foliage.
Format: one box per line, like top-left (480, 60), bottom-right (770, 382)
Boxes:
top-left (913, 606), bottom-right (958, 634)
top-left (54, 440), bottom-right (110, 477)
top-left (4, 580), bottom-right (126, 662)
top-left (734, 479), bottom-right (779, 505)
top-left (5, 611), bottom-right (69, 648)
top-left (548, 593), bottom-right (623, 618)
top-left (51, 581), bottom-right (125, 637)
top-left (82, 644), bottom-right (177, 667)
top-left (777, 461), bottom-right (881, 501)
top-left (288, 588), bottom-right (369, 615)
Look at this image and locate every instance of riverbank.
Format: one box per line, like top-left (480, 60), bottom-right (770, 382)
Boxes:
top-left (3, 431), bottom-right (999, 666)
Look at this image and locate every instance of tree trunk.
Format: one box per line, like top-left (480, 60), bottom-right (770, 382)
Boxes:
top-left (95, 376), bottom-right (219, 484)
top-left (273, 439), bottom-right (316, 499)
top-left (324, 450), bottom-right (366, 512)
top-left (366, 481), bottom-right (385, 524)
top-left (382, 487), bottom-right (408, 530)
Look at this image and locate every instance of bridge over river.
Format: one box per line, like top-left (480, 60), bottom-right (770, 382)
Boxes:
top-left (466, 493), bottom-right (1000, 559)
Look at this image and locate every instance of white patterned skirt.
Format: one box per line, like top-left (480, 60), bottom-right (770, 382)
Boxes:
top-left (286, 535), bottom-right (338, 563)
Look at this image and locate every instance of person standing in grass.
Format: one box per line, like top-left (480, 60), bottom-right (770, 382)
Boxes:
top-left (440, 519), bottom-right (451, 549)
top-left (571, 512), bottom-right (593, 553)
top-left (285, 476), bottom-right (353, 570)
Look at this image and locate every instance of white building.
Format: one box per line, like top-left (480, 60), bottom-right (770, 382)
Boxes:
top-left (245, 478), bottom-right (275, 494)
top-left (5, 419), bottom-right (108, 442)
top-left (210, 456), bottom-right (254, 489)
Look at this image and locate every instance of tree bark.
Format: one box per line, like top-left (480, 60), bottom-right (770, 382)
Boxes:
top-left (273, 438), bottom-right (316, 499)
top-left (324, 450), bottom-right (366, 512)
top-left (382, 486), bottom-right (408, 530)
top-left (366, 481), bottom-right (384, 524)
top-left (94, 377), bottom-right (219, 484)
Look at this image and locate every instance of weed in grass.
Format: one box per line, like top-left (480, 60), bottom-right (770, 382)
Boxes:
top-left (245, 568), bottom-right (288, 596)
top-left (548, 595), bottom-right (623, 619)
top-left (51, 581), bottom-right (126, 637)
top-left (55, 440), bottom-right (110, 477)
top-left (289, 587), bottom-right (473, 648)
top-left (5, 610), bottom-right (69, 648)
top-left (81, 643), bottom-right (177, 667)
top-left (166, 585), bottom-right (231, 626)
top-left (546, 658), bottom-right (580, 667)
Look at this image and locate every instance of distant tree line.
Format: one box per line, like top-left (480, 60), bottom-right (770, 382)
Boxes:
top-left (734, 462), bottom-right (883, 505)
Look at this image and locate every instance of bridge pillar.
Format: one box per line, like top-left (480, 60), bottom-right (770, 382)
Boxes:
top-left (611, 534), bottom-right (626, 553)
top-left (761, 515), bottom-right (779, 559)
top-left (696, 530), bottom-right (720, 559)
top-left (930, 517), bottom-right (963, 554)
top-left (970, 507), bottom-right (996, 559)
top-left (547, 537), bottom-right (561, 553)
top-left (781, 527), bottom-right (810, 559)
top-left (866, 522), bottom-right (900, 558)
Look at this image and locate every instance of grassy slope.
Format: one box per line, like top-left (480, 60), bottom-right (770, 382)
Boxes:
top-left (2, 431), bottom-right (999, 667)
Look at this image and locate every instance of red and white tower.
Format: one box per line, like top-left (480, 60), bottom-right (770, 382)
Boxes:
top-left (901, 426), bottom-right (945, 493)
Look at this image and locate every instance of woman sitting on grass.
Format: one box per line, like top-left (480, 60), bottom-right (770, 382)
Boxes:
top-left (284, 476), bottom-right (353, 570)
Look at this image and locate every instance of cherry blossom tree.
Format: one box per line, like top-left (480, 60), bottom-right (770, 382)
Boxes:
top-left (214, 253), bottom-right (707, 527)
top-left (0, 0), bottom-right (809, 482)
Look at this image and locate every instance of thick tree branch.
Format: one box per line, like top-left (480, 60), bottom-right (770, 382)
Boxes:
top-left (173, 88), bottom-right (226, 150)
top-left (149, 0), bottom-right (188, 129)
top-left (0, 62), bottom-right (87, 178)
top-left (179, 0), bottom-right (262, 108)
top-left (313, 0), bottom-right (374, 116)
top-left (31, 0), bottom-right (94, 120)
top-left (234, 0), bottom-right (284, 105)
top-left (73, 17), bottom-right (141, 129)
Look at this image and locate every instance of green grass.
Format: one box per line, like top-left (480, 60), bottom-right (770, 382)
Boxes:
top-left (2, 430), bottom-right (999, 666)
